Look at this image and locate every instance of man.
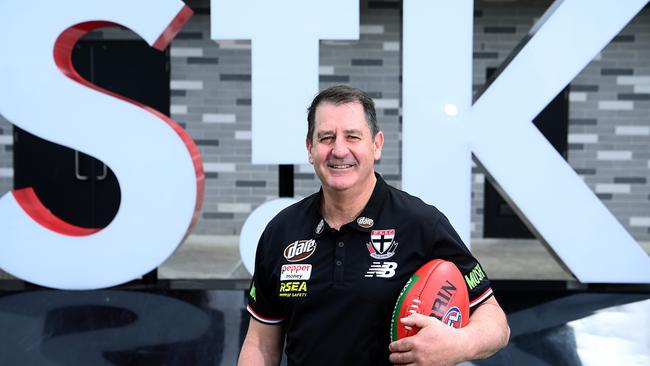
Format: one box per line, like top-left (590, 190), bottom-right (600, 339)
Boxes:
top-left (239, 85), bottom-right (509, 365)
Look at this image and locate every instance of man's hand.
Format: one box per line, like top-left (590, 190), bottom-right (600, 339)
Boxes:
top-left (388, 313), bottom-right (467, 366)
top-left (388, 297), bottom-right (510, 365)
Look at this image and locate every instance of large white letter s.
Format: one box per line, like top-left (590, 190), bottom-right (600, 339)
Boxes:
top-left (0, 0), bottom-right (203, 289)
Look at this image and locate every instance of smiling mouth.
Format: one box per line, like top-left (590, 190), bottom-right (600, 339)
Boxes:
top-left (328, 164), bottom-right (355, 169)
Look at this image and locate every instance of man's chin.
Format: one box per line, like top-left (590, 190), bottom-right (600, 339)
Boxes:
top-left (324, 177), bottom-right (355, 192)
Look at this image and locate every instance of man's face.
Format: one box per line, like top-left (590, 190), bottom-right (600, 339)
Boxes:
top-left (306, 101), bottom-right (384, 193)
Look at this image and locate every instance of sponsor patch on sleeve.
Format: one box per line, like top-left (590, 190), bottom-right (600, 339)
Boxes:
top-left (249, 283), bottom-right (257, 302)
top-left (464, 263), bottom-right (487, 290)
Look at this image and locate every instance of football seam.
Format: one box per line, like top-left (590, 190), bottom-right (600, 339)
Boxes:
top-left (404, 261), bottom-right (443, 335)
top-left (415, 260), bottom-right (443, 314)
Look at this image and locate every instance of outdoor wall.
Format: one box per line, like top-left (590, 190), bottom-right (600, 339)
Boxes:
top-left (0, 0), bottom-right (647, 243)
top-left (470, 0), bottom-right (650, 240)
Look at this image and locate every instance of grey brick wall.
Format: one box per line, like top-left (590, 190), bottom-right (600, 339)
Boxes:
top-left (470, 1), bottom-right (650, 240)
top-left (0, 0), bottom-right (648, 241)
top-left (164, 0), bottom-right (403, 236)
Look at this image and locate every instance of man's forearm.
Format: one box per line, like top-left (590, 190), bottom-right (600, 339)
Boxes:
top-left (459, 297), bottom-right (510, 360)
top-left (238, 320), bottom-right (283, 366)
top-left (238, 341), bottom-right (281, 366)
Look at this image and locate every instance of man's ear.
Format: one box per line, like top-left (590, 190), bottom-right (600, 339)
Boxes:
top-left (306, 137), bottom-right (314, 164)
top-left (373, 131), bottom-right (384, 160)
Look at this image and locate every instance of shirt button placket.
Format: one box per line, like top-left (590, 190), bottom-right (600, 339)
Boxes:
top-left (334, 240), bottom-right (345, 282)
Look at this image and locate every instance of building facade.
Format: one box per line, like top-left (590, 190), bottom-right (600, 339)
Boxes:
top-left (0, 0), bottom-right (648, 246)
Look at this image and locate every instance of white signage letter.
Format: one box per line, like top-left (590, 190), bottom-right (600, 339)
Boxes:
top-left (0, 0), bottom-right (204, 289)
top-left (403, 0), bottom-right (650, 283)
top-left (211, 0), bottom-right (359, 164)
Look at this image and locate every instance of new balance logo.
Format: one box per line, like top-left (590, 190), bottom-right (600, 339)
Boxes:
top-left (365, 262), bottom-right (397, 278)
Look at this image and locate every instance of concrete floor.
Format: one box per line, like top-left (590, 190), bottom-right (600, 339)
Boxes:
top-left (159, 236), bottom-right (251, 280)
top-left (158, 236), bottom-right (650, 281)
top-left (1, 236), bottom-right (648, 282)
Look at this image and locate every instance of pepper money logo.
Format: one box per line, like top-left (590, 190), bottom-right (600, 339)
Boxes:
top-left (283, 239), bottom-right (317, 262)
top-left (280, 264), bottom-right (312, 281)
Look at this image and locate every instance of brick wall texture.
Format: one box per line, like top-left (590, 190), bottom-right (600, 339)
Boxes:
top-left (0, 0), bottom-right (648, 241)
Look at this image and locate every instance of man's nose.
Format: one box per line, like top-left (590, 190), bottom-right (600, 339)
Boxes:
top-left (331, 137), bottom-right (348, 157)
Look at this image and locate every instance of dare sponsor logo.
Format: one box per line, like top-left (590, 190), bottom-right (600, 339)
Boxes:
top-left (283, 239), bottom-right (317, 262)
top-left (356, 216), bottom-right (374, 228)
top-left (280, 264), bottom-right (312, 281)
top-left (279, 281), bottom-right (308, 297)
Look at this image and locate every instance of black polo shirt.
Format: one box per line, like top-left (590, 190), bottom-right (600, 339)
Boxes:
top-left (247, 173), bottom-right (493, 365)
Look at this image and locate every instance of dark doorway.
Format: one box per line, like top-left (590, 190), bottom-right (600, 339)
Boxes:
top-left (482, 67), bottom-right (569, 238)
top-left (13, 38), bottom-right (170, 229)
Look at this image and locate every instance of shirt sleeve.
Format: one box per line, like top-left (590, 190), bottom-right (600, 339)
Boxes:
top-left (431, 215), bottom-right (493, 311)
top-left (246, 232), bottom-right (284, 324)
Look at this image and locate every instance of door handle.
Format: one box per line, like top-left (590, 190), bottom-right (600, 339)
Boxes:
top-left (96, 163), bottom-right (108, 180)
top-left (75, 151), bottom-right (108, 180)
top-left (74, 150), bottom-right (89, 181)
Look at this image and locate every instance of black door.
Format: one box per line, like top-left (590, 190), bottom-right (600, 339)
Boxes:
top-left (482, 67), bottom-right (569, 238)
top-left (13, 39), bottom-right (169, 229)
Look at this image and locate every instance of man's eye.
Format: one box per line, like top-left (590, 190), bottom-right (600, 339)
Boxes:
top-left (348, 135), bottom-right (360, 141)
top-left (320, 136), bottom-right (334, 143)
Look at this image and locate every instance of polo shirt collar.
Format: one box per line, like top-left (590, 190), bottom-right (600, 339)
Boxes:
top-left (312, 172), bottom-right (388, 237)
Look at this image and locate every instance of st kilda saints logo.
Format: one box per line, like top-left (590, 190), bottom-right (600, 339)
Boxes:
top-left (366, 229), bottom-right (398, 259)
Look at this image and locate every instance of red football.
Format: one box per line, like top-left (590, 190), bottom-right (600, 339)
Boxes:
top-left (390, 259), bottom-right (469, 341)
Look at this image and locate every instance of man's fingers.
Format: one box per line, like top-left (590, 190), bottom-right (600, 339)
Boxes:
top-left (389, 338), bottom-right (420, 364)
top-left (389, 338), bottom-right (414, 353)
top-left (388, 350), bottom-right (415, 365)
top-left (400, 312), bottom-right (437, 328)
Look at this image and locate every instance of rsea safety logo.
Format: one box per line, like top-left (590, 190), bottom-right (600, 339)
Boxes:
top-left (279, 281), bottom-right (308, 298)
top-left (283, 239), bottom-right (317, 262)
top-left (464, 264), bottom-right (486, 290)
